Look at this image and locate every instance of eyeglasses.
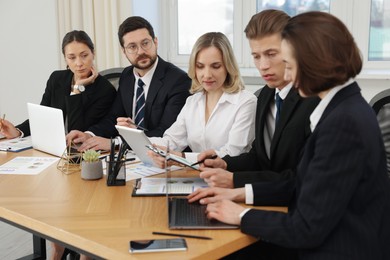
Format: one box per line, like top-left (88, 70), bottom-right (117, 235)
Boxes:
top-left (125, 39), bottom-right (153, 54)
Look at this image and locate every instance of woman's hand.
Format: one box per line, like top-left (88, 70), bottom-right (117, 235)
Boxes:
top-left (0, 119), bottom-right (21, 139)
top-left (146, 144), bottom-right (184, 168)
top-left (75, 65), bottom-right (98, 86)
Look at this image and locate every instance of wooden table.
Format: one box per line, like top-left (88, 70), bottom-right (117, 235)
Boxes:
top-left (0, 149), bottom-right (286, 259)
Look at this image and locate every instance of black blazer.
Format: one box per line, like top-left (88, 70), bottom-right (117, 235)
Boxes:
top-left (242, 83), bottom-right (390, 260)
top-left (88, 56), bottom-right (191, 138)
top-left (17, 70), bottom-right (116, 136)
top-left (224, 85), bottom-right (319, 188)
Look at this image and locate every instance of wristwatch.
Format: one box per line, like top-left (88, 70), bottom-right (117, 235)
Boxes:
top-left (73, 84), bottom-right (85, 92)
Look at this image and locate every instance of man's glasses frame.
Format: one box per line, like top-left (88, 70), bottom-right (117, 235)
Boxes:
top-left (125, 39), bottom-right (153, 54)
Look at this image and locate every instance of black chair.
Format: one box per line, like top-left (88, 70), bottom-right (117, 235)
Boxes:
top-left (369, 89), bottom-right (390, 178)
top-left (99, 67), bottom-right (124, 90)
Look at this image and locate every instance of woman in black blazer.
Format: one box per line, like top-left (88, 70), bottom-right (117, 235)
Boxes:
top-left (189, 12), bottom-right (390, 260)
top-left (0, 30), bottom-right (116, 139)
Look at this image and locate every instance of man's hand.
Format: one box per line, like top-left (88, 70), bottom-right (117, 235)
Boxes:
top-left (199, 167), bottom-right (234, 188)
top-left (66, 130), bottom-right (92, 146)
top-left (116, 117), bottom-right (137, 128)
top-left (187, 187), bottom-right (245, 204)
top-left (197, 149), bottom-right (227, 169)
top-left (76, 136), bottom-right (111, 152)
top-left (205, 200), bottom-right (245, 225)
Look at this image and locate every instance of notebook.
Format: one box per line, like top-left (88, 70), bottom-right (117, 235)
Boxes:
top-left (165, 155), bottom-right (237, 230)
top-left (27, 103), bottom-right (67, 157)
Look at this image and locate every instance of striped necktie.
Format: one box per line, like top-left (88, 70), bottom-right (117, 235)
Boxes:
top-left (134, 79), bottom-right (146, 129)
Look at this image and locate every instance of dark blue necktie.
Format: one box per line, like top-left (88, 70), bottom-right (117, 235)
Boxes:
top-left (275, 92), bottom-right (283, 124)
top-left (134, 79), bottom-right (145, 129)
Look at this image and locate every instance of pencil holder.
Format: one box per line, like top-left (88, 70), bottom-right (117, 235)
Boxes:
top-left (106, 158), bottom-right (126, 186)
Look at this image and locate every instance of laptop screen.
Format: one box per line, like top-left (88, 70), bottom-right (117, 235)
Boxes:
top-left (28, 103), bottom-right (67, 157)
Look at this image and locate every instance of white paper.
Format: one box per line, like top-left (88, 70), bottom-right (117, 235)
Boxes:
top-left (0, 136), bottom-right (32, 152)
top-left (0, 156), bottom-right (59, 175)
top-left (135, 177), bottom-right (208, 195)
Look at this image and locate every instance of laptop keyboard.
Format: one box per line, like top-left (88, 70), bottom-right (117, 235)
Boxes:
top-left (172, 198), bottom-right (229, 227)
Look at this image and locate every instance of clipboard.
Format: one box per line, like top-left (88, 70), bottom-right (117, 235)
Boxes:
top-left (132, 177), bottom-right (208, 197)
top-left (0, 136), bottom-right (33, 152)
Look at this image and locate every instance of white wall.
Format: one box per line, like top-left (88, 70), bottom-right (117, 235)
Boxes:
top-left (0, 0), bottom-right (59, 124)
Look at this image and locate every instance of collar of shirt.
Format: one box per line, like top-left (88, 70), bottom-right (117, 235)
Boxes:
top-left (310, 78), bottom-right (355, 132)
top-left (133, 57), bottom-right (159, 97)
top-left (197, 90), bottom-right (242, 105)
top-left (275, 82), bottom-right (293, 101)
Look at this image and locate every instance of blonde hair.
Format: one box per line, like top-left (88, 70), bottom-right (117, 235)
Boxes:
top-left (188, 32), bottom-right (244, 94)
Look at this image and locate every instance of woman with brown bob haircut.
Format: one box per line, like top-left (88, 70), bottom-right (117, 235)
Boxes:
top-left (187, 12), bottom-right (390, 260)
top-left (282, 11), bottom-right (362, 96)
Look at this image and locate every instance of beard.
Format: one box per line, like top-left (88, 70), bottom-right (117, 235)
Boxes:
top-left (132, 54), bottom-right (157, 70)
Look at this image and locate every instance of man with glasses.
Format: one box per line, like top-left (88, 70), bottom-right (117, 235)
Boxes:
top-left (67, 16), bottom-right (191, 151)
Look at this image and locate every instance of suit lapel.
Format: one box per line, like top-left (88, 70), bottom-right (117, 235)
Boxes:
top-left (144, 58), bottom-right (165, 125)
top-left (256, 86), bottom-right (275, 162)
top-left (270, 89), bottom-right (300, 155)
top-left (121, 68), bottom-right (136, 117)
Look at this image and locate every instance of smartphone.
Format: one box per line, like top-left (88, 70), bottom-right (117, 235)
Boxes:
top-left (129, 238), bottom-right (187, 253)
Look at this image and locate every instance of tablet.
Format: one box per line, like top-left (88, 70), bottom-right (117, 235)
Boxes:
top-left (115, 125), bottom-right (154, 165)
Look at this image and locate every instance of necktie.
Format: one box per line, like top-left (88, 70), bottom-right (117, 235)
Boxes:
top-left (134, 79), bottom-right (146, 129)
top-left (275, 92), bottom-right (283, 124)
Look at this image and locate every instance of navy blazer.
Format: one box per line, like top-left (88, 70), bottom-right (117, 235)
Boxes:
top-left (17, 70), bottom-right (116, 136)
top-left (88, 56), bottom-right (191, 138)
top-left (224, 85), bottom-right (319, 188)
top-left (241, 82), bottom-right (390, 260)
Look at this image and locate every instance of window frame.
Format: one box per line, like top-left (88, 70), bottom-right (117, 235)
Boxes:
top-left (162, 0), bottom-right (390, 79)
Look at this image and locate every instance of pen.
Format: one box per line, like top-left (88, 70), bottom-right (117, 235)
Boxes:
top-left (190, 154), bottom-right (218, 166)
top-left (152, 231), bottom-right (212, 240)
top-left (127, 118), bottom-right (149, 131)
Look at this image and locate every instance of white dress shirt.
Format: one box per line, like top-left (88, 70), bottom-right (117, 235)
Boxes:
top-left (149, 89), bottom-right (257, 162)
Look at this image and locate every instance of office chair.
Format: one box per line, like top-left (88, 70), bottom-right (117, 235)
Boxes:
top-left (369, 89), bottom-right (390, 178)
top-left (99, 67), bottom-right (124, 90)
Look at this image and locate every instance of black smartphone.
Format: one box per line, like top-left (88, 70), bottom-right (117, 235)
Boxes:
top-left (129, 238), bottom-right (187, 253)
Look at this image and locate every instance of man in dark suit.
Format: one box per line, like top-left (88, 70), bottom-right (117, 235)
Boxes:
top-left (67, 16), bottom-right (191, 151)
top-left (197, 10), bottom-right (318, 190)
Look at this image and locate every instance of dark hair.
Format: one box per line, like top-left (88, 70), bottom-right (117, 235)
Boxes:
top-left (244, 9), bottom-right (290, 39)
top-left (118, 16), bottom-right (155, 47)
top-left (282, 12), bottom-right (362, 96)
top-left (61, 30), bottom-right (94, 55)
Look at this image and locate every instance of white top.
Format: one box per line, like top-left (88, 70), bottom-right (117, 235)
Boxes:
top-left (149, 90), bottom-right (257, 162)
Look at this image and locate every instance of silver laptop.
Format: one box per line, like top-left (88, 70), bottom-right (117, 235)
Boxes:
top-left (115, 125), bottom-right (154, 165)
top-left (27, 103), bottom-right (67, 157)
top-left (165, 155), bottom-right (237, 230)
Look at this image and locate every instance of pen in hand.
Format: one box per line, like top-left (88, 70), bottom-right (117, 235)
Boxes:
top-left (126, 117), bottom-right (148, 131)
top-left (190, 154), bottom-right (218, 166)
top-left (0, 114), bottom-right (5, 132)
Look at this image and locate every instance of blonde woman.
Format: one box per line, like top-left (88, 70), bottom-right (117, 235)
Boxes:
top-left (149, 32), bottom-right (256, 167)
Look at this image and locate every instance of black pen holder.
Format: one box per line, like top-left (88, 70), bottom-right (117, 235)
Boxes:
top-left (106, 158), bottom-right (126, 186)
